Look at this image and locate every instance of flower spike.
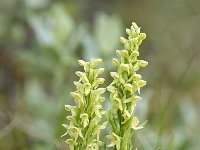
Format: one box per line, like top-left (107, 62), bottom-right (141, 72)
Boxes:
top-left (62, 58), bottom-right (107, 150)
top-left (107, 22), bottom-right (148, 150)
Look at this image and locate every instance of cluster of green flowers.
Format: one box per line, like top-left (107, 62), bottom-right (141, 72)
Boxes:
top-left (62, 58), bottom-right (107, 150)
top-left (106, 22), bottom-right (148, 150)
top-left (62, 22), bottom-right (148, 150)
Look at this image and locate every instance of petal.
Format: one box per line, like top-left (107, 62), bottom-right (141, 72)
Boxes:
top-left (84, 83), bottom-right (91, 95)
top-left (112, 58), bottom-right (121, 66)
top-left (89, 58), bottom-right (102, 68)
top-left (78, 60), bottom-right (86, 66)
top-left (131, 117), bottom-right (139, 129)
top-left (139, 60), bottom-right (148, 67)
top-left (119, 64), bottom-right (129, 73)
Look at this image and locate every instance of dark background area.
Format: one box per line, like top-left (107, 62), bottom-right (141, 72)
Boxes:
top-left (0, 0), bottom-right (200, 149)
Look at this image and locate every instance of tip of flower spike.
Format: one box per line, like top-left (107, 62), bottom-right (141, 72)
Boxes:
top-left (132, 22), bottom-right (140, 30)
top-left (78, 60), bottom-right (86, 66)
top-left (139, 33), bottom-right (146, 40)
top-left (132, 22), bottom-right (138, 27)
top-left (126, 28), bottom-right (131, 35)
top-left (89, 58), bottom-right (102, 68)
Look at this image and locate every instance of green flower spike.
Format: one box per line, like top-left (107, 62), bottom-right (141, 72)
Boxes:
top-left (62, 58), bottom-right (107, 150)
top-left (107, 22), bottom-right (148, 150)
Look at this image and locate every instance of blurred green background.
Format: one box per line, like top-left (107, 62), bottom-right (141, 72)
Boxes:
top-left (0, 0), bottom-right (200, 149)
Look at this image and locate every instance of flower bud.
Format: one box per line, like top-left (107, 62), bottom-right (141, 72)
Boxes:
top-left (139, 33), bottom-right (146, 40)
top-left (139, 60), bottom-right (148, 67)
top-left (138, 80), bottom-right (146, 87)
top-left (89, 58), bottom-right (102, 68)
top-left (119, 64), bottom-right (129, 73)
top-left (131, 38), bottom-right (138, 45)
top-left (120, 37), bottom-right (127, 44)
top-left (78, 60), bottom-right (86, 66)
top-left (126, 28), bottom-right (131, 35)
top-left (124, 84), bottom-right (133, 93)
top-left (124, 42), bottom-right (131, 50)
top-left (133, 74), bottom-right (142, 80)
top-left (112, 58), bottom-right (120, 66)
top-left (80, 113), bottom-right (89, 128)
top-left (131, 117), bottom-right (139, 130)
top-left (84, 83), bottom-right (91, 95)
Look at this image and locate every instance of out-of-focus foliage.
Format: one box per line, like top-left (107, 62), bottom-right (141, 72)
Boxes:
top-left (0, 0), bottom-right (200, 150)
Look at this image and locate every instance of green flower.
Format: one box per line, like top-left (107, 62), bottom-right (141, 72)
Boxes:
top-left (62, 58), bottom-right (107, 150)
top-left (85, 143), bottom-right (99, 150)
top-left (66, 139), bottom-right (77, 150)
top-left (107, 22), bottom-right (148, 149)
top-left (80, 113), bottom-right (89, 128)
top-left (106, 132), bottom-right (122, 150)
top-left (68, 126), bottom-right (83, 141)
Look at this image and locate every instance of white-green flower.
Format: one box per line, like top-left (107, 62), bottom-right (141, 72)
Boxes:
top-left (85, 143), bottom-right (99, 150)
top-left (80, 113), bottom-right (89, 128)
top-left (68, 126), bottom-right (83, 141)
top-left (106, 132), bottom-right (122, 150)
top-left (66, 139), bottom-right (77, 150)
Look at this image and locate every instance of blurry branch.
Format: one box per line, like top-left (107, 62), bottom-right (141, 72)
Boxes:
top-left (0, 116), bottom-right (21, 140)
top-left (17, 119), bottom-right (64, 149)
top-left (0, 115), bottom-right (65, 149)
top-left (158, 48), bottom-right (200, 139)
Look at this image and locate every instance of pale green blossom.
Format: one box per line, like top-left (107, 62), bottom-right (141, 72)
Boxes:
top-left (106, 132), bottom-right (122, 150)
top-left (66, 139), bottom-right (77, 150)
top-left (85, 143), bottom-right (99, 150)
top-left (80, 113), bottom-right (89, 128)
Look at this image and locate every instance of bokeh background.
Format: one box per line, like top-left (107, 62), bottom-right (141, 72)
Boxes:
top-left (0, 0), bottom-right (200, 149)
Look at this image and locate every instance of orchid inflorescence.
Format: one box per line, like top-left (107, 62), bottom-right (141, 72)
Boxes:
top-left (62, 22), bottom-right (148, 150)
top-left (106, 22), bottom-right (148, 150)
top-left (62, 58), bottom-right (107, 150)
